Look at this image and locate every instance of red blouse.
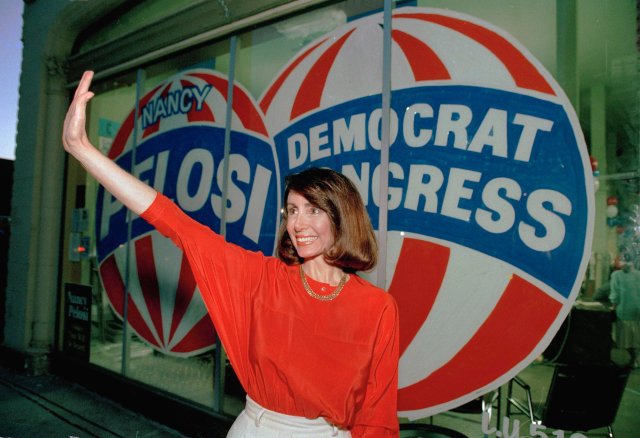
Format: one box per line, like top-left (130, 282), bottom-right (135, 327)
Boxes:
top-left (142, 193), bottom-right (399, 437)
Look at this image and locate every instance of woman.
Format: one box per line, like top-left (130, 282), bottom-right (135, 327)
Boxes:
top-left (63, 71), bottom-right (400, 437)
top-left (609, 255), bottom-right (640, 368)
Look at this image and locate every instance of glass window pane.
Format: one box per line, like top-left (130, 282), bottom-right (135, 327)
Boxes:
top-left (64, 41), bottom-right (242, 412)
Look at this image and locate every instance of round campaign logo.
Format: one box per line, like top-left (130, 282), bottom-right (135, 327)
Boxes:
top-left (96, 69), bottom-right (280, 356)
top-left (260, 7), bottom-right (593, 418)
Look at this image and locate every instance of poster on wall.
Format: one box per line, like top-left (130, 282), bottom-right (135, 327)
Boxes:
top-left (95, 71), bottom-right (280, 356)
top-left (95, 6), bottom-right (593, 418)
top-left (63, 283), bottom-right (92, 361)
top-left (259, 7), bottom-right (593, 418)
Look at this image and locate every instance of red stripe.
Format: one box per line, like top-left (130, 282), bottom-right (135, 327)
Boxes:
top-left (134, 236), bottom-right (165, 344)
top-left (109, 85), bottom-right (162, 159)
top-left (109, 112), bottom-right (134, 159)
top-left (190, 72), bottom-right (269, 137)
top-left (126, 294), bottom-right (162, 349)
top-left (389, 238), bottom-right (449, 356)
top-left (392, 29), bottom-right (450, 81)
top-left (170, 315), bottom-right (216, 353)
top-left (231, 83), bottom-right (269, 137)
top-left (180, 79), bottom-right (215, 123)
top-left (168, 253), bottom-right (197, 343)
top-left (290, 29), bottom-right (356, 120)
top-left (398, 274), bottom-right (562, 410)
top-left (100, 255), bottom-right (126, 314)
top-left (99, 255), bottom-right (161, 348)
top-left (141, 119), bottom-right (161, 139)
top-left (396, 13), bottom-right (555, 95)
top-left (260, 38), bottom-right (328, 114)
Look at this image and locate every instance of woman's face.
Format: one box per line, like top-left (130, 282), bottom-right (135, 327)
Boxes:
top-left (285, 191), bottom-right (334, 261)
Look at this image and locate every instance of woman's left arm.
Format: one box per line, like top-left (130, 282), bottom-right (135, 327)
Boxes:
top-left (351, 297), bottom-right (400, 438)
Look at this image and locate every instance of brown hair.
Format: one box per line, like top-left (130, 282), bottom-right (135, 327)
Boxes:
top-left (276, 167), bottom-right (378, 272)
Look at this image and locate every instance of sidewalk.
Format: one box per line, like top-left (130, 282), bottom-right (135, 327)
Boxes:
top-left (0, 364), bottom-right (186, 437)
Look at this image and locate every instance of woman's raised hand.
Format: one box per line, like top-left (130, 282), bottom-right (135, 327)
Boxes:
top-left (62, 71), bottom-right (95, 156)
top-left (61, 70), bottom-right (157, 215)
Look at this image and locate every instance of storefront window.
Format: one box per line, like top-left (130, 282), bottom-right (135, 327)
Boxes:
top-left (61, 69), bottom-right (138, 374)
top-left (61, 0), bottom-right (638, 434)
top-left (62, 39), bottom-right (246, 412)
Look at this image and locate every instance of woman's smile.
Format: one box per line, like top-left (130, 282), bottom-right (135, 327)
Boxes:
top-left (295, 235), bottom-right (318, 245)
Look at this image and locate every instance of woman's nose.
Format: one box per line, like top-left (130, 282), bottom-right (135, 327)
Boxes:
top-left (293, 213), bottom-right (308, 230)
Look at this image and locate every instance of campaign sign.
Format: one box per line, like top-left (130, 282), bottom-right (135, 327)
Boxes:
top-left (96, 69), bottom-right (280, 356)
top-left (259, 7), bottom-right (593, 418)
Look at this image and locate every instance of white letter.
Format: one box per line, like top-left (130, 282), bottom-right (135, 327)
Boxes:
top-left (368, 108), bottom-right (399, 150)
top-left (481, 410), bottom-right (497, 435)
top-left (154, 98), bottom-right (167, 120)
top-left (519, 189), bottom-right (571, 252)
top-left (434, 104), bottom-right (472, 148)
top-left (372, 162), bottom-right (404, 209)
top-left (191, 85), bottom-right (212, 111)
top-left (529, 423), bottom-right (549, 438)
top-left (502, 417), bottom-right (521, 438)
top-left (287, 133), bottom-right (308, 169)
top-left (176, 148), bottom-right (214, 212)
top-left (512, 113), bottom-right (553, 162)
top-left (403, 103), bottom-right (433, 148)
top-left (179, 88), bottom-right (193, 113)
top-left (468, 108), bottom-right (508, 158)
top-left (333, 113), bottom-right (367, 153)
top-left (476, 177), bottom-right (521, 233)
top-left (141, 102), bottom-right (155, 129)
top-left (388, 162), bottom-right (405, 210)
top-left (166, 91), bottom-right (180, 115)
top-left (309, 123), bottom-right (331, 161)
top-left (211, 154), bottom-right (249, 223)
top-left (244, 165), bottom-right (272, 243)
top-left (441, 168), bottom-right (482, 222)
top-left (404, 164), bottom-right (444, 213)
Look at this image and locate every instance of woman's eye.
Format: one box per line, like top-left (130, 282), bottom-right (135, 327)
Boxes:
top-left (310, 207), bottom-right (322, 215)
top-left (287, 208), bottom-right (297, 216)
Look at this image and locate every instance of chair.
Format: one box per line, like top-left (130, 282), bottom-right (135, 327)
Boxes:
top-left (506, 364), bottom-right (631, 438)
top-left (543, 307), bottom-right (613, 365)
top-left (400, 423), bottom-right (468, 438)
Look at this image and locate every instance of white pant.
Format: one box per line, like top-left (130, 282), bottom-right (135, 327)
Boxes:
top-left (226, 396), bottom-right (352, 437)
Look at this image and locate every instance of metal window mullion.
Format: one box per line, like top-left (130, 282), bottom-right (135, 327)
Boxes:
top-left (377, 0), bottom-right (393, 290)
top-left (121, 67), bottom-right (145, 376)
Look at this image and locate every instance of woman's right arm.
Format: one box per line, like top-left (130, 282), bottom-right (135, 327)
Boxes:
top-left (62, 70), bottom-right (157, 215)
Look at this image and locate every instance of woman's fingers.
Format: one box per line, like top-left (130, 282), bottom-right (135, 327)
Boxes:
top-left (73, 71), bottom-right (95, 112)
top-left (63, 71), bottom-right (95, 152)
top-left (74, 70), bottom-right (94, 98)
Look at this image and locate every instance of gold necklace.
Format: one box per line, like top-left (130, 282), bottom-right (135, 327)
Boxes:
top-left (299, 265), bottom-right (349, 301)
